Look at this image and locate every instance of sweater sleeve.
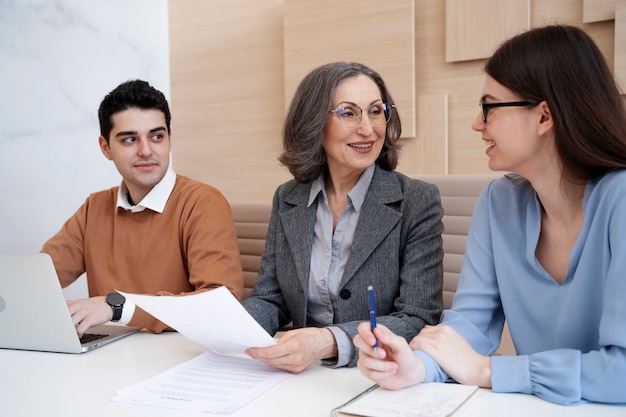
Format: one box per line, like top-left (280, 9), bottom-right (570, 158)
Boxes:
top-left (131, 184), bottom-right (245, 332)
top-left (175, 186), bottom-right (244, 300)
top-left (41, 198), bottom-right (90, 287)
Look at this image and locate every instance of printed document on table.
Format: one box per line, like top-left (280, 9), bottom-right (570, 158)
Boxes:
top-left (332, 382), bottom-right (478, 417)
top-left (118, 286), bottom-right (276, 354)
top-left (112, 350), bottom-right (291, 414)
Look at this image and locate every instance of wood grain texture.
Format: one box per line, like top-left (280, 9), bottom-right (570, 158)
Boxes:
top-left (583, 0), bottom-right (622, 23)
top-left (396, 93), bottom-right (448, 174)
top-left (169, 0), bottom-right (290, 202)
top-left (445, 0), bottom-right (530, 62)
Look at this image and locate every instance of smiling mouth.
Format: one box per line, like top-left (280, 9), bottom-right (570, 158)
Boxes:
top-left (348, 143), bottom-right (373, 149)
top-left (484, 140), bottom-right (495, 148)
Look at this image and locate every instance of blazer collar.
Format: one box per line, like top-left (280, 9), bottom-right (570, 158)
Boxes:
top-left (280, 165), bottom-right (404, 290)
top-left (341, 167), bottom-right (403, 287)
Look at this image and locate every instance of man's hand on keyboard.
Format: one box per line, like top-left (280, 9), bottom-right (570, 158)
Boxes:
top-left (66, 296), bottom-right (112, 337)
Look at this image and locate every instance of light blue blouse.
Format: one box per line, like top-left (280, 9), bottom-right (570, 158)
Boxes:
top-left (308, 164), bottom-right (374, 367)
top-left (415, 170), bottom-right (626, 405)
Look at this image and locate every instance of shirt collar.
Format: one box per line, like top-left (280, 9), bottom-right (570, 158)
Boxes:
top-left (308, 175), bottom-right (326, 207)
top-left (116, 168), bottom-right (176, 213)
top-left (307, 164), bottom-right (375, 212)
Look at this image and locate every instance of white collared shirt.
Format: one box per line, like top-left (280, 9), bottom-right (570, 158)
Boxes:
top-left (116, 167), bottom-right (176, 213)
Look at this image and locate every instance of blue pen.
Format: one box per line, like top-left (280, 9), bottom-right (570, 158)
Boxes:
top-left (367, 285), bottom-right (379, 357)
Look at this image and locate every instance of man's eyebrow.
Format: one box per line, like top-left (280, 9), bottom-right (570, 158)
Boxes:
top-left (115, 130), bottom-right (137, 138)
top-left (114, 126), bottom-right (166, 138)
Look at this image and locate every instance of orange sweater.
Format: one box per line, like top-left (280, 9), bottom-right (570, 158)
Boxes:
top-left (42, 174), bottom-right (243, 332)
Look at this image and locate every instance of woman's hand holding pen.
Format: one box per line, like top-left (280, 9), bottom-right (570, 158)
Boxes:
top-left (354, 322), bottom-right (426, 390)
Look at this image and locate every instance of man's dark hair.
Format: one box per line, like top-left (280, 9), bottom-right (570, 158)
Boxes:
top-left (98, 80), bottom-right (171, 143)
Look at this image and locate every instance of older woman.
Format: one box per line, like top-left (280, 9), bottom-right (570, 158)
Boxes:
top-left (243, 62), bottom-right (444, 373)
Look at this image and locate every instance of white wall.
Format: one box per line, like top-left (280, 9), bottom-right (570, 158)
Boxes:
top-left (0, 0), bottom-right (170, 298)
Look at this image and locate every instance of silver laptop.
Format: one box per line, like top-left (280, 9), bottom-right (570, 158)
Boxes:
top-left (0, 252), bottom-right (139, 353)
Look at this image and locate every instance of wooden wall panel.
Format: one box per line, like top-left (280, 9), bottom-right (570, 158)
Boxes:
top-left (583, 0), bottom-right (622, 23)
top-left (415, 0), bottom-right (489, 174)
top-left (396, 94), bottom-right (448, 174)
top-left (530, 0), bottom-right (581, 26)
top-left (616, 4), bottom-right (626, 93)
top-left (169, 0), bottom-right (291, 202)
top-left (283, 0), bottom-right (415, 137)
top-left (445, 0), bottom-right (530, 62)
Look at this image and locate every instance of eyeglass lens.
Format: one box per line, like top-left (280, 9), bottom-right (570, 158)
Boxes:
top-left (333, 103), bottom-right (392, 127)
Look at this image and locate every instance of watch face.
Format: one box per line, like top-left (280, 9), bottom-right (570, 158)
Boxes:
top-left (106, 292), bottom-right (125, 306)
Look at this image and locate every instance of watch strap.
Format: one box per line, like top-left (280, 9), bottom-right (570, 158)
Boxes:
top-left (110, 304), bottom-right (123, 321)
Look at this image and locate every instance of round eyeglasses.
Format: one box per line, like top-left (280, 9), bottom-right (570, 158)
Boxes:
top-left (329, 103), bottom-right (395, 128)
top-left (479, 100), bottom-right (541, 123)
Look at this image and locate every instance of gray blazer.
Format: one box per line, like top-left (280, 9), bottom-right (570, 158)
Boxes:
top-left (242, 165), bottom-right (444, 367)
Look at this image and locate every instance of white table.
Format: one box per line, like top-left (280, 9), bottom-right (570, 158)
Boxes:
top-left (1, 331), bottom-right (625, 417)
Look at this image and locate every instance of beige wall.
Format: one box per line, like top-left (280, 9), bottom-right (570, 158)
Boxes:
top-left (169, 0), bottom-right (619, 202)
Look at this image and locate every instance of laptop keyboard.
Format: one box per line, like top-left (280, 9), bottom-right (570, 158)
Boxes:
top-left (79, 332), bottom-right (108, 344)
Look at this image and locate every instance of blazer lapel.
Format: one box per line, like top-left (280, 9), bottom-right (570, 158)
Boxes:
top-left (340, 168), bottom-right (403, 288)
top-left (281, 183), bottom-right (316, 292)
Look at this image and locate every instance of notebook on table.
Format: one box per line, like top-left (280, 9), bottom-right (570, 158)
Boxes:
top-left (0, 252), bottom-right (139, 353)
top-left (331, 382), bottom-right (478, 417)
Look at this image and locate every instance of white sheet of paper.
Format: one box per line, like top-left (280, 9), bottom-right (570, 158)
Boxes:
top-left (112, 350), bottom-right (290, 414)
top-left (118, 286), bottom-right (276, 354)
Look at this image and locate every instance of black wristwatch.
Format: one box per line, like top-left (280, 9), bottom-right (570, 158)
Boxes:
top-left (106, 292), bottom-right (125, 322)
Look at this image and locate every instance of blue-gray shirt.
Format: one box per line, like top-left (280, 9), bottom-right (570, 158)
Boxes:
top-left (307, 164), bottom-right (374, 366)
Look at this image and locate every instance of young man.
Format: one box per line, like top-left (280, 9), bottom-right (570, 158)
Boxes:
top-left (42, 80), bottom-right (243, 335)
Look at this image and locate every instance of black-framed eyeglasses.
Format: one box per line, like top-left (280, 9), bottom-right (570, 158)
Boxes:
top-left (479, 101), bottom-right (541, 123)
top-left (329, 103), bottom-right (395, 128)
